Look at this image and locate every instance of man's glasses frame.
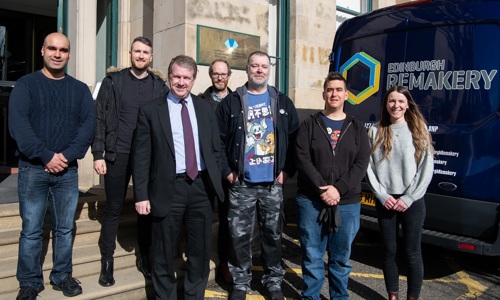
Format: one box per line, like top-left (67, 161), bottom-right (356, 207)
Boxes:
top-left (210, 73), bottom-right (229, 79)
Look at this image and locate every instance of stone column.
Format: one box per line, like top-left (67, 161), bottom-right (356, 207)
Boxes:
top-left (288, 0), bottom-right (337, 109)
top-left (118, 0), bottom-right (131, 67)
top-left (67, 0), bottom-right (98, 190)
top-left (152, 0), bottom-right (187, 76)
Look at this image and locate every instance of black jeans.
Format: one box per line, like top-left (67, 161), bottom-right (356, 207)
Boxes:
top-left (98, 153), bottom-right (152, 262)
top-left (376, 198), bottom-right (426, 299)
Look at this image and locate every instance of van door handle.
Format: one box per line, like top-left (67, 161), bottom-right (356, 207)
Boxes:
top-left (438, 182), bottom-right (457, 191)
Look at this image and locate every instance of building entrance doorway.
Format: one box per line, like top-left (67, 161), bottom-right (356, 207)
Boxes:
top-left (0, 1), bottom-right (57, 166)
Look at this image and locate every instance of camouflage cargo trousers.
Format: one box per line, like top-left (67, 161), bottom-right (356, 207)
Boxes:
top-left (227, 180), bottom-right (285, 292)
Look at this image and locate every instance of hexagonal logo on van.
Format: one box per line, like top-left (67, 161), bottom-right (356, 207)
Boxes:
top-left (340, 52), bottom-right (380, 105)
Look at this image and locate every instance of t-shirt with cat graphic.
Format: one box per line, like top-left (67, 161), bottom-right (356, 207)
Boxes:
top-left (244, 91), bottom-right (275, 183)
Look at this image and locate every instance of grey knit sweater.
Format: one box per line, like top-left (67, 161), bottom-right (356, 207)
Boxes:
top-left (366, 122), bottom-right (434, 207)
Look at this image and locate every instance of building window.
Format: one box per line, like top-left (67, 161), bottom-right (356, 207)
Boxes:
top-left (336, 0), bottom-right (372, 28)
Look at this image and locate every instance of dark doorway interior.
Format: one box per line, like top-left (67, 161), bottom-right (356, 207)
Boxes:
top-left (0, 8), bottom-right (56, 166)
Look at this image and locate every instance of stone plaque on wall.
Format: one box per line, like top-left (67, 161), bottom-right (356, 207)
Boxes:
top-left (197, 25), bottom-right (260, 70)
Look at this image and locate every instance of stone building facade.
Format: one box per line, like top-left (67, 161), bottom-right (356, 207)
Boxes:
top-left (0, 0), bottom-right (410, 188)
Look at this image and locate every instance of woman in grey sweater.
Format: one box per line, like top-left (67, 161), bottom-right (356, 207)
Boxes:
top-left (366, 86), bottom-right (434, 300)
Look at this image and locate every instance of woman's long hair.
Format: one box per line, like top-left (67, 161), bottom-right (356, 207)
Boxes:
top-left (372, 86), bottom-right (433, 164)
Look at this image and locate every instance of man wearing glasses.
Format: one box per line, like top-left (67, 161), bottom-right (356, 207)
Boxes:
top-left (200, 59), bottom-right (233, 284)
top-left (201, 59), bottom-right (232, 107)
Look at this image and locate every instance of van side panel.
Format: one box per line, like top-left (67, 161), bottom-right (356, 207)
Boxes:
top-left (330, 0), bottom-right (500, 255)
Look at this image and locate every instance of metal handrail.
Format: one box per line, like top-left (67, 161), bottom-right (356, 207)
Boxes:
top-left (0, 81), bottom-right (15, 88)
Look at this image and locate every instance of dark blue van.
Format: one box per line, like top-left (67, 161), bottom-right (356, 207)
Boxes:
top-left (329, 0), bottom-right (500, 255)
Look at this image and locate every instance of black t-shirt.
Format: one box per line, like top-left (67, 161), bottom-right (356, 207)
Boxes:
top-left (115, 71), bottom-right (154, 154)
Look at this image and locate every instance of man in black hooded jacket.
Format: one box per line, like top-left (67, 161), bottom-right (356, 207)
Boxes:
top-left (92, 36), bottom-right (168, 286)
top-left (295, 72), bottom-right (370, 299)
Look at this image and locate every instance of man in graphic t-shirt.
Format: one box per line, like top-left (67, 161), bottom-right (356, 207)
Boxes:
top-left (216, 51), bottom-right (299, 300)
top-left (294, 72), bottom-right (371, 299)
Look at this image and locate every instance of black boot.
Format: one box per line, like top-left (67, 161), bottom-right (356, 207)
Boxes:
top-left (98, 260), bottom-right (115, 287)
top-left (137, 256), bottom-right (152, 279)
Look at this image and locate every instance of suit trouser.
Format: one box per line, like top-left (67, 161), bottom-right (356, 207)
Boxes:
top-left (99, 153), bottom-right (152, 261)
top-left (152, 174), bottom-right (213, 300)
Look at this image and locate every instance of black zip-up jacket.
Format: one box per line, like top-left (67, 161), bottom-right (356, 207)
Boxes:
top-left (92, 67), bottom-right (168, 161)
top-left (295, 112), bottom-right (371, 204)
top-left (216, 83), bottom-right (299, 180)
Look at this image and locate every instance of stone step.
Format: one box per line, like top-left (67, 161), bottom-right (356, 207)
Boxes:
top-left (0, 234), bottom-right (138, 281)
top-left (0, 242), bottom-right (138, 295)
top-left (0, 184), bottom-right (221, 300)
top-left (0, 265), bottom-right (154, 300)
top-left (0, 203), bottom-right (18, 218)
top-left (0, 191), bottom-right (137, 231)
top-left (0, 212), bottom-right (137, 259)
top-left (0, 248), bottom-right (217, 300)
top-left (0, 217), bottom-right (219, 299)
top-left (0, 203), bottom-right (19, 232)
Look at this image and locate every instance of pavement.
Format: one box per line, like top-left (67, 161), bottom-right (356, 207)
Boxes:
top-left (0, 173), bottom-right (18, 204)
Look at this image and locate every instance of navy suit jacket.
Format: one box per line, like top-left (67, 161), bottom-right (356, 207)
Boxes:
top-left (132, 93), bottom-right (224, 217)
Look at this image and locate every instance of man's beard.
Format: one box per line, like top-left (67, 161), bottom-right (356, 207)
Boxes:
top-left (132, 60), bottom-right (150, 71)
top-left (213, 82), bottom-right (227, 92)
top-left (249, 77), bottom-right (267, 90)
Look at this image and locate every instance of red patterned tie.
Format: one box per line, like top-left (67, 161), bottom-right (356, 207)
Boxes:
top-left (180, 100), bottom-right (198, 180)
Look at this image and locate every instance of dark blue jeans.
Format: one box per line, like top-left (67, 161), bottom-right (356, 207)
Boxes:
top-left (296, 195), bottom-right (360, 300)
top-left (376, 198), bottom-right (426, 299)
top-left (16, 167), bottom-right (79, 290)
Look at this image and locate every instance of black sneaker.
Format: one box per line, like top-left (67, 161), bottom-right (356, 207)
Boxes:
top-left (269, 290), bottom-right (284, 300)
top-left (16, 286), bottom-right (39, 300)
top-left (229, 289), bottom-right (247, 300)
top-left (50, 275), bottom-right (82, 297)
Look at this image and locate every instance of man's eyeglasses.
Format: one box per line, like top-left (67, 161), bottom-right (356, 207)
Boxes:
top-left (211, 73), bottom-right (229, 79)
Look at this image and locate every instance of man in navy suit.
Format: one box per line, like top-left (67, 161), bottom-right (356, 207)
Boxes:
top-left (132, 55), bottom-right (223, 300)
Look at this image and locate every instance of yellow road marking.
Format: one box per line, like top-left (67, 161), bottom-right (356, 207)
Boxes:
top-left (210, 261), bottom-right (490, 299)
top-left (204, 290), bottom-right (295, 299)
top-left (251, 223), bottom-right (490, 299)
top-left (445, 257), bottom-right (488, 299)
top-left (252, 265), bottom-right (387, 279)
top-left (204, 290), bottom-right (228, 298)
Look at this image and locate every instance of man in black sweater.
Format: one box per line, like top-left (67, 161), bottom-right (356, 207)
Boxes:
top-left (9, 32), bottom-right (95, 300)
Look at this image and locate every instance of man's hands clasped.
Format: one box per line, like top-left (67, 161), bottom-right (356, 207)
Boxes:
top-left (45, 153), bottom-right (68, 174)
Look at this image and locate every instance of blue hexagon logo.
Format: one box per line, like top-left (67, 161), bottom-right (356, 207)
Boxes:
top-left (340, 52), bottom-right (380, 105)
